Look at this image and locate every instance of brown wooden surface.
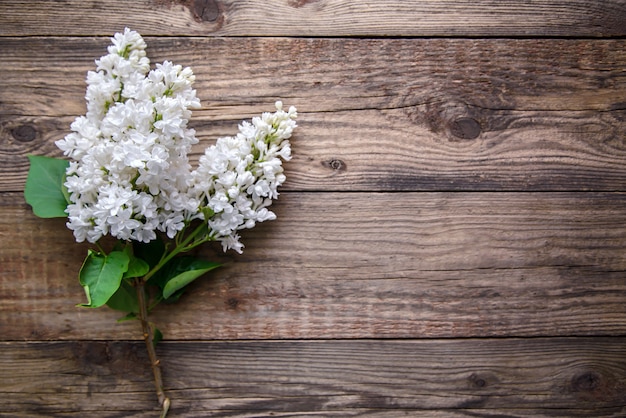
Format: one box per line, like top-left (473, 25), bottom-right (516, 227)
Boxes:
top-left (1, 0), bottom-right (626, 417)
top-left (1, 0), bottom-right (625, 37)
top-left (2, 37), bottom-right (626, 192)
top-left (3, 191), bottom-right (626, 340)
top-left (2, 339), bottom-right (626, 416)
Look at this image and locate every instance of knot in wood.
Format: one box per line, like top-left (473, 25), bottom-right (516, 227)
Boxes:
top-left (468, 373), bottom-right (487, 388)
top-left (571, 371), bottom-right (601, 392)
top-left (191, 0), bottom-right (220, 22)
top-left (449, 117), bottom-right (481, 140)
top-left (11, 124), bottom-right (37, 142)
top-left (288, 0), bottom-right (320, 7)
top-left (322, 158), bottom-right (347, 171)
top-left (227, 297), bottom-right (240, 309)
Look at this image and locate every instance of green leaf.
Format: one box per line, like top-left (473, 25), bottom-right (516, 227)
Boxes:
top-left (158, 257), bottom-right (221, 299)
top-left (116, 312), bottom-right (137, 323)
top-left (152, 325), bottom-right (163, 347)
top-left (78, 250), bottom-right (130, 308)
top-left (133, 237), bottom-right (165, 269)
top-left (24, 155), bottom-right (70, 218)
top-left (123, 254), bottom-right (150, 280)
top-left (105, 279), bottom-right (139, 313)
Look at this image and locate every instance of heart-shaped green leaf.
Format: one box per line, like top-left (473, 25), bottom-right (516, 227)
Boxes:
top-left (78, 250), bottom-right (130, 308)
top-left (24, 155), bottom-right (70, 218)
top-left (159, 257), bottom-right (221, 299)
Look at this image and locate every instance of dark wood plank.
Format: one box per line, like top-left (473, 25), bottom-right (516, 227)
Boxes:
top-left (1, 339), bottom-right (625, 416)
top-left (2, 191), bottom-right (625, 340)
top-left (1, 0), bottom-right (625, 37)
top-left (2, 38), bottom-right (625, 192)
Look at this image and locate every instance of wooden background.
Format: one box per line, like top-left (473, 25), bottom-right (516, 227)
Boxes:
top-left (2, 1), bottom-right (626, 416)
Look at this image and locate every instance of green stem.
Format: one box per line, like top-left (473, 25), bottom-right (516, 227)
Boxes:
top-left (142, 222), bottom-right (209, 283)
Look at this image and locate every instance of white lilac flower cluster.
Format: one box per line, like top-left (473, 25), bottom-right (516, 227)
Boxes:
top-left (56, 28), bottom-right (296, 253)
top-left (189, 103), bottom-right (296, 253)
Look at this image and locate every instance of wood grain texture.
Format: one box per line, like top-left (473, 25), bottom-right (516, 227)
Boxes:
top-left (1, 0), bottom-right (625, 37)
top-left (1, 339), bottom-right (625, 416)
top-left (2, 2), bottom-right (626, 416)
top-left (2, 191), bottom-right (626, 340)
top-left (2, 37), bottom-right (625, 192)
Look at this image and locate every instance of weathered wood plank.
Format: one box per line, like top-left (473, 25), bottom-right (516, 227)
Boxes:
top-left (3, 3), bottom-right (624, 418)
top-left (1, 0), bottom-right (625, 37)
top-left (2, 412), bottom-right (621, 418)
top-left (1, 339), bottom-right (625, 416)
top-left (2, 191), bottom-right (625, 340)
top-left (4, 37), bottom-right (625, 116)
top-left (2, 38), bottom-right (625, 192)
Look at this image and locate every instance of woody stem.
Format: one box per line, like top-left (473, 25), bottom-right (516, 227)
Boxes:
top-left (135, 278), bottom-right (170, 417)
